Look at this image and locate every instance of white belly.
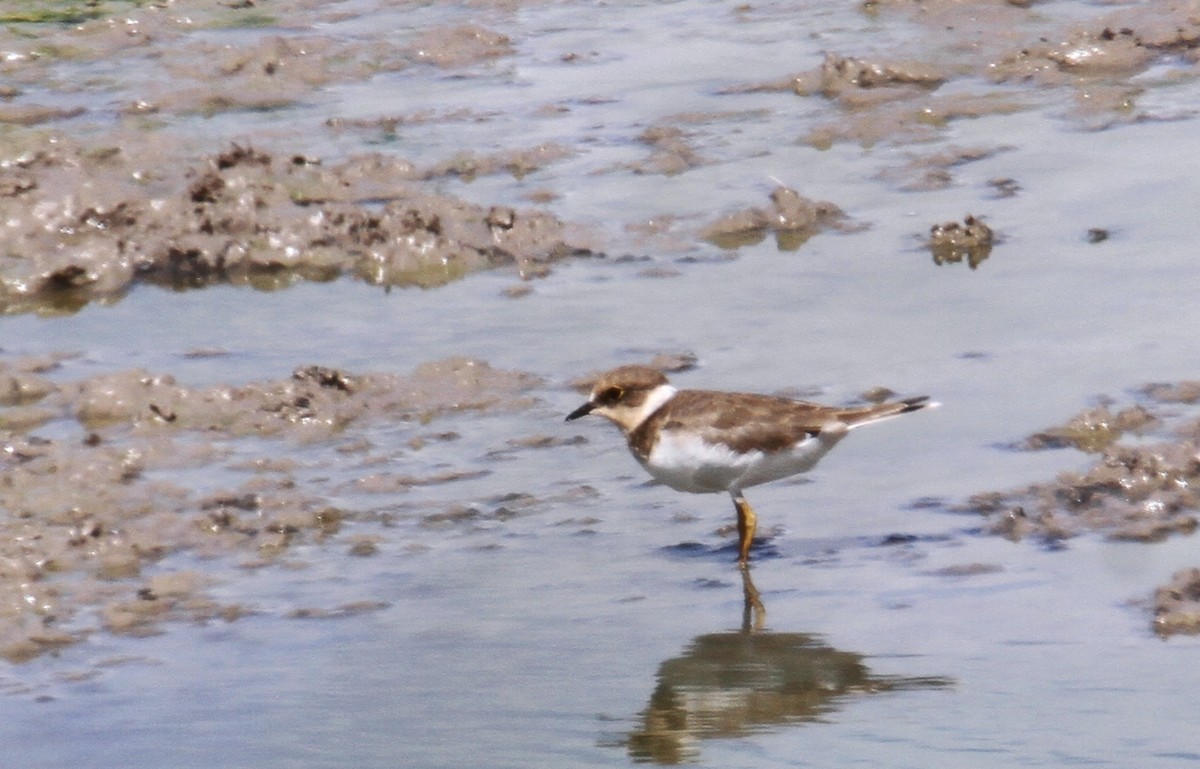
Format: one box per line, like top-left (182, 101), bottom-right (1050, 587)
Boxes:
top-left (639, 430), bottom-right (838, 494)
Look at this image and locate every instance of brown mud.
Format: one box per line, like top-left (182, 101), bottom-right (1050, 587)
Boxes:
top-left (0, 353), bottom-right (543, 661)
top-left (0, 0), bottom-right (1197, 315)
top-left (0, 137), bottom-right (589, 315)
top-left (1153, 568), bottom-right (1200, 637)
top-left (954, 383), bottom-right (1200, 634)
top-left (1, 0), bottom-right (1200, 664)
top-left (701, 186), bottom-right (855, 251)
top-left (772, 0), bottom-right (1200, 144)
top-left (927, 215), bottom-right (995, 269)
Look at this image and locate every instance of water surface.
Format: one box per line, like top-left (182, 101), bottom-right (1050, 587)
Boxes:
top-left (5, 1), bottom-right (1200, 767)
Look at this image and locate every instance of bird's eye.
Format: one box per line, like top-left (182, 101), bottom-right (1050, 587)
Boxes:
top-left (600, 386), bottom-right (623, 404)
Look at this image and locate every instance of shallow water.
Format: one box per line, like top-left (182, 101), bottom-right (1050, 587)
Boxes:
top-left (6, 0), bottom-right (1200, 767)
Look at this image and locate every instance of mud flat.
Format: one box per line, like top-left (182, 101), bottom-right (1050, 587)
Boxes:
top-left (0, 353), bottom-right (542, 661)
top-left (0, 139), bottom-right (590, 315)
top-left (1, 3), bottom-right (1200, 767)
top-left (955, 382), bottom-right (1200, 635)
top-left (0, 0), bottom-right (603, 316)
top-left (1, 0), bottom-right (1198, 319)
top-left (700, 186), bottom-right (855, 251)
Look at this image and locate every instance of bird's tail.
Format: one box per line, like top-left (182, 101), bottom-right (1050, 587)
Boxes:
top-left (843, 396), bottom-right (938, 429)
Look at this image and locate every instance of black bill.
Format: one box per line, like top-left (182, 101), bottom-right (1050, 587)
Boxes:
top-left (565, 402), bottom-right (595, 421)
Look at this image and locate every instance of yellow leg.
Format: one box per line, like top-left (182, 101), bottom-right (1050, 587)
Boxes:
top-left (733, 492), bottom-right (756, 567)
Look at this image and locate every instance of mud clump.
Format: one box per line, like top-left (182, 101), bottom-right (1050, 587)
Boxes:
top-left (794, 53), bottom-right (946, 102)
top-left (1016, 405), bottom-right (1156, 453)
top-left (1152, 569), bottom-right (1200, 637)
top-left (0, 353), bottom-right (542, 661)
top-left (701, 186), bottom-right (851, 251)
top-left (629, 125), bottom-right (706, 176)
top-left (728, 2), bottom-right (1200, 147)
top-left (420, 142), bottom-right (573, 182)
top-left (879, 145), bottom-right (1014, 192)
top-left (782, 50), bottom-right (1019, 147)
top-left (959, 387), bottom-right (1200, 546)
top-left (67, 358), bottom-right (539, 438)
top-left (0, 139), bottom-right (589, 315)
top-left (406, 24), bottom-right (514, 68)
top-left (989, 21), bottom-right (1190, 86)
top-left (1138, 381), bottom-right (1200, 405)
top-left (0, 6), bottom-right (410, 114)
top-left (928, 215), bottom-right (994, 269)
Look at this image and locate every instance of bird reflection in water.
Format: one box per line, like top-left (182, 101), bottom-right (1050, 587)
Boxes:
top-left (619, 570), bottom-right (952, 764)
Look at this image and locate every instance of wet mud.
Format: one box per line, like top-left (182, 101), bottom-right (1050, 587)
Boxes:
top-left (959, 387), bottom-right (1200, 545)
top-left (1152, 568), bottom-right (1200, 637)
top-left (1, 6), bottom-right (1199, 768)
top-left (953, 383), bottom-right (1200, 634)
top-left (701, 186), bottom-right (854, 251)
top-left (0, 138), bottom-right (588, 315)
top-left (878, 145), bottom-right (1014, 193)
top-left (0, 0), bottom-right (1196, 671)
top-left (0, 0), bottom-right (1195, 317)
top-left (750, 0), bottom-right (1200, 146)
top-left (0, 1), bottom-right (600, 316)
top-left (927, 215), bottom-right (995, 269)
top-left (0, 353), bottom-right (542, 661)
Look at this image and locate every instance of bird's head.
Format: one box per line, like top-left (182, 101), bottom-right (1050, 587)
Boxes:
top-left (566, 365), bottom-right (675, 433)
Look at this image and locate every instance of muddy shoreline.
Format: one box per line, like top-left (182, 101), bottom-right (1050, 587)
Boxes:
top-left (953, 383), bottom-right (1200, 635)
top-left (0, 138), bottom-right (593, 314)
top-left (4, 0), bottom-right (1200, 667)
top-left (0, 353), bottom-right (543, 661)
top-left (3, 0), bottom-right (1199, 313)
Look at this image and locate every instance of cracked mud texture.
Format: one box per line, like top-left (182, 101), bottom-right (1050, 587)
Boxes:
top-left (0, 354), bottom-right (542, 662)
